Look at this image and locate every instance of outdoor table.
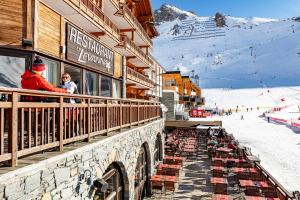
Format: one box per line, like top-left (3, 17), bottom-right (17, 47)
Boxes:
top-left (239, 180), bottom-right (270, 188)
top-left (151, 175), bottom-right (177, 191)
top-left (212, 194), bottom-right (233, 200)
top-left (216, 147), bottom-right (233, 153)
top-left (184, 145), bottom-right (196, 149)
top-left (211, 177), bottom-right (227, 185)
top-left (158, 163), bottom-right (181, 171)
top-left (245, 196), bottom-right (280, 200)
top-left (183, 148), bottom-right (197, 155)
top-left (212, 166), bottom-right (225, 177)
top-left (233, 167), bottom-right (258, 173)
top-left (212, 157), bottom-right (226, 166)
top-left (163, 156), bottom-right (184, 165)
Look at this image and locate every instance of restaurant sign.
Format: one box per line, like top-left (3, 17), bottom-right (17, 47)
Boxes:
top-left (66, 24), bottom-right (114, 75)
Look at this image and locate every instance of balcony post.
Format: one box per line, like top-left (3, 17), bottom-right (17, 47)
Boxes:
top-left (59, 96), bottom-right (64, 152)
top-left (87, 98), bottom-right (91, 142)
top-left (120, 100), bottom-right (122, 131)
top-left (10, 92), bottom-right (18, 166)
top-left (137, 102), bottom-right (139, 124)
top-left (129, 101), bottom-right (132, 127)
top-left (106, 99), bottom-right (109, 135)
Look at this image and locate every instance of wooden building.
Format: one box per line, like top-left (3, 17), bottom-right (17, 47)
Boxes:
top-left (162, 71), bottom-right (205, 109)
top-left (0, 0), bottom-right (164, 100)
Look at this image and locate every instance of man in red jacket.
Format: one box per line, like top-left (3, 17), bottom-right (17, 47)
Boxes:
top-left (21, 56), bottom-right (67, 93)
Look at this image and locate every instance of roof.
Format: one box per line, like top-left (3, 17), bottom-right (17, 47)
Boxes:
top-left (164, 71), bottom-right (181, 74)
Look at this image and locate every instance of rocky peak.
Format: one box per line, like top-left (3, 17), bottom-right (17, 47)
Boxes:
top-left (154, 4), bottom-right (197, 24)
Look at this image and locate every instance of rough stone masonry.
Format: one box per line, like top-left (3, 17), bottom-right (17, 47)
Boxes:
top-left (0, 119), bottom-right (164, 200)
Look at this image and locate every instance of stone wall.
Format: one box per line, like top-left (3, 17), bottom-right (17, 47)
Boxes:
top-left (0, 119), bottom-right (165, 200)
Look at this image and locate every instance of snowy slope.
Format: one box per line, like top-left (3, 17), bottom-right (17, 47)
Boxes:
top-left (153, 5), bottom-right (300, 88)
top-left (192, 87), bottom-right (300, 191)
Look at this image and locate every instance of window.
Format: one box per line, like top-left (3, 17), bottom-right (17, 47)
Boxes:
top-left (165, 79), bottom-right (176, 87)
top-left (100, 75), bottom-right (112, 97)
top-left (42, 58), bottom-right (59, 86)
top-left (0, 55), bottom-right (25, 88)
top-left (85, 71), bottom-right (98, 96)
top-left (64, 65), bottom-right (82, 94)
top-left (112, 79), bottom-right (121, 98)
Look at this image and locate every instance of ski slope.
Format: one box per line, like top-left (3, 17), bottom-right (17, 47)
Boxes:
top-left (153, 5), bottom-right (300, 88)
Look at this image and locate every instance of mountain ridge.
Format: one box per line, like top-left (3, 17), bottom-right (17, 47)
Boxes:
top-left (153, 5), bottom-right (300, 89)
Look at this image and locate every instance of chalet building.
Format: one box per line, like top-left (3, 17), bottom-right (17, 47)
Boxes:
top-left (161, 71), bottom-right (205, 119)
top-left (0, 1), bottom-right (165, 200)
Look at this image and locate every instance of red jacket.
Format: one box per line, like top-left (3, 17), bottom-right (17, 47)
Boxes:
top-left (21, 70), bottom-right (67, 93)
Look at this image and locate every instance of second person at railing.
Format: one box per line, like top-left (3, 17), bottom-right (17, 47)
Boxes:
top-left (21, 56), bottom-right (67, 101)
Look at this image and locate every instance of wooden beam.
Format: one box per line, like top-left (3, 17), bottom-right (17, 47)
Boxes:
top-left (91, 32), bottom-right (106, 37)
top-left (137, 15), bottom-right (152, 22)
top-left (120, 29), bottom-right (135, 33)
top-left (126, 83), bottom-right (136, 87)
top-left (126, 56), bottom-right (136, 60)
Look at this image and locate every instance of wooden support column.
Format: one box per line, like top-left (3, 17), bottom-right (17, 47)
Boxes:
top-left (10, 92), bottom-right (19, 166)
top-left (106, 100), bottom-right (109, 135)
top-left (129, 101), bottom-right (132, 127)
top-left (87, 99), bottom-right (91, 142)
top-left (120, 101), bottom-right (123, 131)
top-left (137, 102), bottom-right (139, 124)
top-left (59, 96), bottom-right (64, 151)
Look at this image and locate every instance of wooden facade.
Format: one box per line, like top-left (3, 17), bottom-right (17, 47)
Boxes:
top-left (162, 71), bottom-right (205, 108)
top-left (0, 0), bottom-right (25, 46)
top-left (0, 0), bottom-right (163, 170)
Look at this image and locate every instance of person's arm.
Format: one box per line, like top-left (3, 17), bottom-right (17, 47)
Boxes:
top-left (38, 77), bottom-right (67, 93)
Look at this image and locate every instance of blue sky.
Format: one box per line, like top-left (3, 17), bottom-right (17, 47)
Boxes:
top-left (152, 0), bottom-right (300, 19)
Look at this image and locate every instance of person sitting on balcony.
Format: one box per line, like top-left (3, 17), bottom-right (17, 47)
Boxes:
top-left (21, 56), bottom-right (67, 94)
top-left (60, 73), bottom-right (78, 103)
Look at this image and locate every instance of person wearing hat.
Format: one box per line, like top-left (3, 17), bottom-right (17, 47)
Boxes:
top-left (21, 56), bottom-right (67, 93)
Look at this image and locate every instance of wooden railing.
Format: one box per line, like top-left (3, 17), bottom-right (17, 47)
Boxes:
top-left (127, 67), bottom-right (155, 88)
top-left (69, 0), bottom-right (120, 38)
top-left (120, 3), bottom-right (153, 47)
top-left (0, 88), bottom-right (160, 166)
top-left (121, 35), bottom-right (153, 67)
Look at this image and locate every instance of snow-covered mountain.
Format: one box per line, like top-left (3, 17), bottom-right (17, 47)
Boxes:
top-left (153, 5), bottom-right (300, 88)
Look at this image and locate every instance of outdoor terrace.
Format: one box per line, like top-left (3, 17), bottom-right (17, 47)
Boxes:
top-left (0, 88), bottom-right (160, 167)
top-left (147, 127), bottom-right (296, 200)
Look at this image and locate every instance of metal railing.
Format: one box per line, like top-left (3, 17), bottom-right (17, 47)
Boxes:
top-left (120, 3), bottom-right (153, 46)
top-left (127, 67), bottom-right (155, 88)
top-left (0, 88), bottom-right (160, 166)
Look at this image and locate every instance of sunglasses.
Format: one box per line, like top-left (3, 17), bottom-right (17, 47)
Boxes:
top-left (62, 76), bottom-right (69, 79)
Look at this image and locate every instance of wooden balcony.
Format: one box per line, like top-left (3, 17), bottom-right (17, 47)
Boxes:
top-left (120, 3), bottom-right (153, 48)
top-left (72, 0), bottom-right (120, 37)
top-left (43, 0), bottom-right (121, 44)
top-left (0, 88), bottom-right (160, 166)
top-left (127, 67), bottom-right (155, 89)
top-left (120, 35), bottom-right (154, 68)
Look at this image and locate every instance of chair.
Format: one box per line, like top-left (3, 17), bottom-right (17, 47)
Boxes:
top-left (245, 187), bottom-right (261, 196)
top-left (151, 179), bottom-right (164, 196)
top-left (237, 173), bottom-right (249, 180)
top-left (250, 173), bottom-right (264, 181)
top-left (164, 181), bottom-right (176, 197)
top-left (261, 188), bottom-right (278, 198)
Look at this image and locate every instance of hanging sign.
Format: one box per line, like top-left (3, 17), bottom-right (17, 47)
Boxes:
top-left (66, 23), bottom-right (114, 75)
